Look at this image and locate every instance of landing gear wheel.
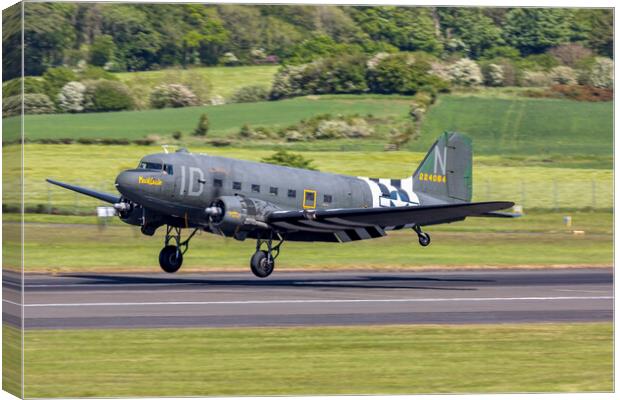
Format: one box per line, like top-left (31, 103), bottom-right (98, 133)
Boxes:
top-left (159, 245), bottom-right (183, 273)
top-left (250, 250), bottom-right (274, 278)
top-left (418, 232), bottom-right (431, 247)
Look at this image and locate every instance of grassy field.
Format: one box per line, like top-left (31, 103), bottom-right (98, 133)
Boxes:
top-left (2, 325), bottom-right (22, 398)
top-left (2, 144), bottom-right (612, 211)
top-left (416, 95), bottom-right (613, 156)
top-left (3, 210), bottom-right (611, 272)
top-left (2, 95), bottom-right (411, 143)
top-left (3, 94), bottom-right (613, 158)
top-left (115, 64), bottom-right (278, 105)
top-left (19, 323), bottom-right (612, 397)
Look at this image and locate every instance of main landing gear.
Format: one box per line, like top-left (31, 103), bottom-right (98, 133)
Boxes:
top-left (413, 224), bottom-right (431, 247)
top-left (159, 226), bottom-right (198, 273)
top-left (250, 234), bottom-right (284, 278)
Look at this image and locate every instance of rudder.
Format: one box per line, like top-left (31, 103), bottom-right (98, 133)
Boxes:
top-left (412, 132), bottom-right (472, 202)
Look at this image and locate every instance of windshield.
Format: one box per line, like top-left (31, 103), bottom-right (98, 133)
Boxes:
top-left (138, 161), bottom-right (163, 171)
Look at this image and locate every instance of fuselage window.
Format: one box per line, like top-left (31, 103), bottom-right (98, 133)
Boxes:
top-left (138, 161), bottom-right (162, 171)
top-left (163, 164), bottom-right (173, 175)
top-left (324, 194), bottom-right (333, 203)
top-left (233, 181), bottom-right (242, 190)
top-left (251, 184), bottom-right (260, 193)
top-left (288, 189), bottom-right (296, 198)
top-left (214, 179), bottom-right (223, 188)
top-left (269, 187), bottom-right (278, 196)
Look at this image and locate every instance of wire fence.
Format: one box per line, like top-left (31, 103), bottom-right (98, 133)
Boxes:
top-left (3, 178), bottom-right (612, 215)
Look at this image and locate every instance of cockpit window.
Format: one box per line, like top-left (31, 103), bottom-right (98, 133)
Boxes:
top-left (164, 164), bottom-right (173, 175)
top-left (138, 161), bottom-right (163, 171)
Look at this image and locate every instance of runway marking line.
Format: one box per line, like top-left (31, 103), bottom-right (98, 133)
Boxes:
top-left (3, 296), bottom-right (613, 308)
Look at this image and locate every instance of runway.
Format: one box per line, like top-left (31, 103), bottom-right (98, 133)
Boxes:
top-left (2, 268), bottom-right (613, 329)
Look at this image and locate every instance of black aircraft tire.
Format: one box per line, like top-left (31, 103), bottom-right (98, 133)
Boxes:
top-left (250, 251), bottom-right (274, 278)
top-left (159, 245), bottom-right (183, 273)
top-left (419, 232), bottom-right (431, 247)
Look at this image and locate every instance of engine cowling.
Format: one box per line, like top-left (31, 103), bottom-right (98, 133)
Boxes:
top-left (208, 196), bottom-right (277, 240)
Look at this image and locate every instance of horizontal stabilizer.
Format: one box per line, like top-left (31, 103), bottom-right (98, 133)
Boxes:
top-left (46, 179), bottom-right (120, 204)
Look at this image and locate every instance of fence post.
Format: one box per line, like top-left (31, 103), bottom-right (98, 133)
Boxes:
top-left (591, 179), bottom-right (596, 209)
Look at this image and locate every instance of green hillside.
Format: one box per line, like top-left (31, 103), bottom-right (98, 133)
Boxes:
top-left (3, 94), bottom-right (613, 159)
top-left (415, 96), bottom-right (613, 156)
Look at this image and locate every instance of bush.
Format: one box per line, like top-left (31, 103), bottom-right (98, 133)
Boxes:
top-left (522, 71), bottom-right (553, 87)
top-left (315, 118), bottom-right (373, 139)
top-left (42, 66), bottom-right (77, 100)
top-left (193, 113), bottom-right (209, 136)
top-left (481, 63), bottom-right (504, 86)
top-left (83, 80), bottom-right (134, 112)
top-left (3, 94), bottom-right (55, 117)
top-left (519, 54), bottom-right (560, 71)
top-left (548, 44), bottom-right (593, 68)
top-left (79, 66), bottom-right (118, 81)
top-left (57, 81), bottom-right (86, 113)
top-left (261, 150), bottom-right (317, 170)
top-left (367, 53), bottom-right (448, 95)
top-left (549, 66), bottom-right (577, 85)
top-left (270, 54), bottom-right (369, 99)
top-left (230, 85), bottom-right (269, 103)
top-left (580, 57), bottom-right (614, 89)
top-left (150, 84), bottom-right (199, 109)
top-left (448, 58), bottom-right (482, 86)
top-left (549, 84), bottom-right (613, 102)
top-left (221, 52), bottom-right (240, 66)
top-left (2, 77), bottom-right (46, 98)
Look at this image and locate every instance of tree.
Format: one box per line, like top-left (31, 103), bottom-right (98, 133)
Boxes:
top-left (89, 34), bottom-right (116, 66)
top-left (437, 8), bottom-right (503, 58)
top-left (261, 150), bottom-right (317, 170)
top-left (193, 113), bottom-right (209, 136)
top-left (503, 9), bottom-right (571, 55)
top-left (367, 53), bottom-right (448, 95)
top-left (349, 7), bottom-right (443, 54)
top-left (42, 66), bottom-right (77, 101)
top-left (23, 2), bottom-right (77, 76)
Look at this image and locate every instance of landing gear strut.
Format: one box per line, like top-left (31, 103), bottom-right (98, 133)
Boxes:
top-left (158, 226), bottom-right (198, 273)
top-left (413, 224), bottom-right (431, 247)
top-left (250, 233), bottom-right (284, 278)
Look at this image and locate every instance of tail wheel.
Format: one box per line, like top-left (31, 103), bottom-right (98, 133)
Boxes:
top-left (250, 250), bottom-right (274, 278)
top-left (159, 245), bottom-right (183, 273)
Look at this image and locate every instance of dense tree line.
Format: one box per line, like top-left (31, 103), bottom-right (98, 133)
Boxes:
top-left (2, 3), bottom-right (613, 81)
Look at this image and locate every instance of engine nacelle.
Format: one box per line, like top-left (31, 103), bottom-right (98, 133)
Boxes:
top-left (208, 196), bottom-right (276, 240)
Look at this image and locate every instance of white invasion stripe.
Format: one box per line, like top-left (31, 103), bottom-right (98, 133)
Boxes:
top-left (4, 296), bottom-right (613, 308)
top-left (354, 228), bottom-right (371, 240)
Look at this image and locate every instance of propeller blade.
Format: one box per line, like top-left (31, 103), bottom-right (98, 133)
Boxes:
top-left (46, 179), bottom-right (120, 204)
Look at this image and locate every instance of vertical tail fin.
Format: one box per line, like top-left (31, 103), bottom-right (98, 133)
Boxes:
top-left (412, 132), bottom-right (472, 202)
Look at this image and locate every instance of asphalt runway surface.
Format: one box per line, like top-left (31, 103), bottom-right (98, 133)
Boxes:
top-left (2, 268), bottom-right (613, 330)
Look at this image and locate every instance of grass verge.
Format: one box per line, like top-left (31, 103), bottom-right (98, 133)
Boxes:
top-left (22, 323), bottom-right (612, 397)
top-left (2, 325), bottom-right (22, 397)
top-left (3, 211), bottom-right (612, 272)
top-left (3, 94), bottom-right (612, 160)
top-left (2, 144), bottom-right (613, 211)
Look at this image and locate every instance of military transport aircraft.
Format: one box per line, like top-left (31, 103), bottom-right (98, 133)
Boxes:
top-left (48, 132), bottom-right (516, 278)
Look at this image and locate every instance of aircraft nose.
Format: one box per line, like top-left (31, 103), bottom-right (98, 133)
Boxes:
top-left (115, 170), bottom-right (136, 197)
